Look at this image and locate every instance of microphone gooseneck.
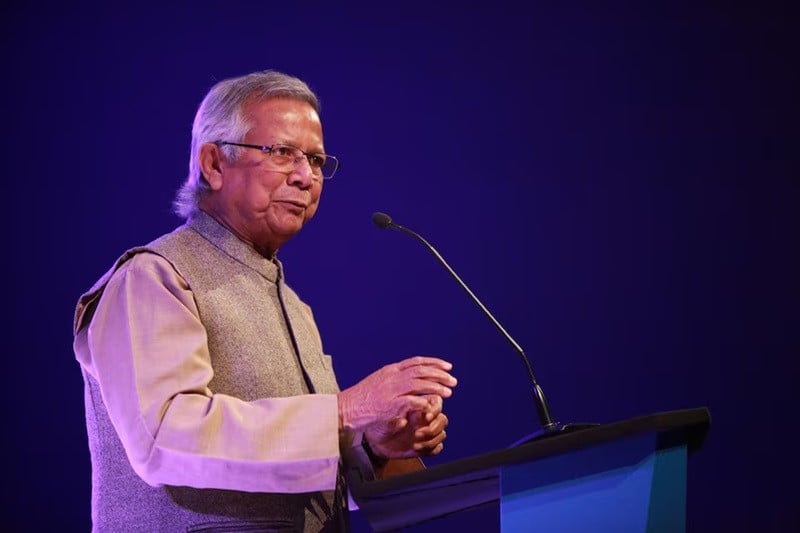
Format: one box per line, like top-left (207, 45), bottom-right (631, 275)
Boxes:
top-left (371, 211), bottom-right (557, 433)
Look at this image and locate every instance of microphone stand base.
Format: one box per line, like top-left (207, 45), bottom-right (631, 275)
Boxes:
top-left (508, 422), bottom-right (600, 448)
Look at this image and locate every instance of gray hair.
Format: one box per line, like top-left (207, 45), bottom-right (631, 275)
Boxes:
top-left (172, 70), bottom-right (320, 218)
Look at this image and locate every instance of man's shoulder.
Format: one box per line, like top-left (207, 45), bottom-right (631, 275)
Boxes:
top-left (97, 223), bottom-right (193, 285)
top-left (73, 224), bottom-right (189, 333)
top-left (145, 221), bottom-right (195, 250)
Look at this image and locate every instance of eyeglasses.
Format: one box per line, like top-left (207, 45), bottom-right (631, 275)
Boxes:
top-left (216, 141), bottom-right (339, 180)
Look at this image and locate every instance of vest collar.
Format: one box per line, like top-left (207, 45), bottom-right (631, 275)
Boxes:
top-left (187, 211), bottom-right (282, 283)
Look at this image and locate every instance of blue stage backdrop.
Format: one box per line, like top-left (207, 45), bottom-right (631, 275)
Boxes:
top-left (3, 2), bottom-right (797, 531)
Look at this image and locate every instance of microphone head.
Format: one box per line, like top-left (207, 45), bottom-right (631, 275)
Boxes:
top-left (371, 212), bottom-right (393, 229)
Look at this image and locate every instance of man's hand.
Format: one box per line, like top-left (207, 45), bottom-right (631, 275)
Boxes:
top-left (365, 395), bottom-right (449, 459)
top-left (337, 356), bottom-right (456, 435)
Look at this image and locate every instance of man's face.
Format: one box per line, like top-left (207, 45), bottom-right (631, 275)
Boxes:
top-left (208, 97), bottom-right (325, 256)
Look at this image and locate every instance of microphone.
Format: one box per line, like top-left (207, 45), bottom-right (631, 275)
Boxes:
top-left (372, 212), bottom-right (569, 437)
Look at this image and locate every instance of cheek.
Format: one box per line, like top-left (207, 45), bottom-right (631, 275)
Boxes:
top-left (304, 187), bottom-right (323, 220)
top-left (251, 174), bottom-right (284, 203)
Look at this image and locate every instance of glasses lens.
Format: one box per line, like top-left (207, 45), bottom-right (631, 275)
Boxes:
top-left (268, 144), bottom-right (338, 179)
top-left (269, 144), bottom-right (301, 167)
top-left (320, 156), bottom-right (339, 179)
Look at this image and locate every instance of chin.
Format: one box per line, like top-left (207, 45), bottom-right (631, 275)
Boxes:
top-left (277, 219), bottom-right (306, 238)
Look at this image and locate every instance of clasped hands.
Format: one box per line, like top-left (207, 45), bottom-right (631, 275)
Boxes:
top-left (337, 356), bottom-right (457, 460)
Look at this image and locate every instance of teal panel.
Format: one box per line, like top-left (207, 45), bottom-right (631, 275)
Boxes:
top-left (500, 434), bottom-right (687, 532)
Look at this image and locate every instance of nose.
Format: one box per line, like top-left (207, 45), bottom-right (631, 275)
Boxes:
top-left (287, 156), bottom-right (315, 188)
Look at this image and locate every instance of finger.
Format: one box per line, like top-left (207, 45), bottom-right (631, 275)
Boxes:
top-left (408, 407), bottom-right (427, 425)
top-left (389, 416), bottom-right (408, 431)
top-left (414, 414), bottom-right (448, 438)
top-left (414, 431), bottom-right (447, 454)
top-left (406, 377), bottom-right (454, 398)
top-left (404, 365), bottom-right (458, 387)
top-left (426, 394), bottom-right (443, 408)
top-left (408, 406), bottom-right (447, 428)
top-left (415, 431), bottom-right (446, 451)
top-left (395, 356), bottom-right (454, 372)
top-left (422, 395), bottom-right (443, 421)
top-left (380, 366), bottom-right (456, 397)
top-left (428, 443), bottom-right (444, 455)
top-left (394, 394), bottom-right (434, 414)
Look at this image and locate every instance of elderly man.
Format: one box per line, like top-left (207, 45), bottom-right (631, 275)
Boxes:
top-left (73, 70), bottom-right (456, 532)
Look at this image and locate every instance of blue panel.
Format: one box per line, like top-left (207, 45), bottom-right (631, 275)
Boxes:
top-left (501, 435), bottom-right (687, 533)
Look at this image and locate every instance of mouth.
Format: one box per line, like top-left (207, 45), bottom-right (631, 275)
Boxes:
top-left (276, 199), bottom-right (308, 212)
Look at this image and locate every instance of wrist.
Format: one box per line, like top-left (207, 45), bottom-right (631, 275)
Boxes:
top-left (336, 393), bottom-right (344, 432)
top-left (336, 392), bottom-right (355, 433)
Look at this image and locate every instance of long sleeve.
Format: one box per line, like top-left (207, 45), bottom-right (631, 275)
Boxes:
top-left (76, 252), bottom-right (341, 494)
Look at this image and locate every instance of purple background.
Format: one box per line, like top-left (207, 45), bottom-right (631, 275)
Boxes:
top-left (3, 2), bottom-right (797, 531)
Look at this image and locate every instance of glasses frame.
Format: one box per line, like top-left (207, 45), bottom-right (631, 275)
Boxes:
top-left (215, 141), bottom-right (339, 180)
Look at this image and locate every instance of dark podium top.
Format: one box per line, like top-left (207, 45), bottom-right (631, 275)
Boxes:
top-left (349, 407), bottom-right (711, 531)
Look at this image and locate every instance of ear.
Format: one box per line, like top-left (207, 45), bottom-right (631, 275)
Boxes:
top-left (199, 143), bottom-right (224, 191)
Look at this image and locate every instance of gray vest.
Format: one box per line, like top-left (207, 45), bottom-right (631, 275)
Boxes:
top-left (74, 213), bottom-right (345, 532)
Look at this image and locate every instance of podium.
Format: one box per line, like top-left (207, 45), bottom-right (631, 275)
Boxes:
top-left (348, 407), bottom-right (711, 532)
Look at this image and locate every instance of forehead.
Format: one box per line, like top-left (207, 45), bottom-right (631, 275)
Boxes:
top-left (242, 97), bottom-right (321, 132)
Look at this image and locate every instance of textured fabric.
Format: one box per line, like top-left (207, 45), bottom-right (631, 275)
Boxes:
top-left (73, 212), bottom-right (349, 532)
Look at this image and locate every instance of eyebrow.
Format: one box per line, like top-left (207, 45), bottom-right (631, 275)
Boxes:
top-left (278, 141), bottom-right (326, 155)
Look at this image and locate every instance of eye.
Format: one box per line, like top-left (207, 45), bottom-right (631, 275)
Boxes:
top-left (270, 145), bottom-right (295, 157)
top-left (307, 154), bottom-right (326, 168)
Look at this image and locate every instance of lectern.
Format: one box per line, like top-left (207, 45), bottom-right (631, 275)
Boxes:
top-left (348, 407), bottom-right (710, 532)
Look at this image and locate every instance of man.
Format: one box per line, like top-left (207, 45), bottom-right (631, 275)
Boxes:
top-left (72, 70), bottom-right (457, 532)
